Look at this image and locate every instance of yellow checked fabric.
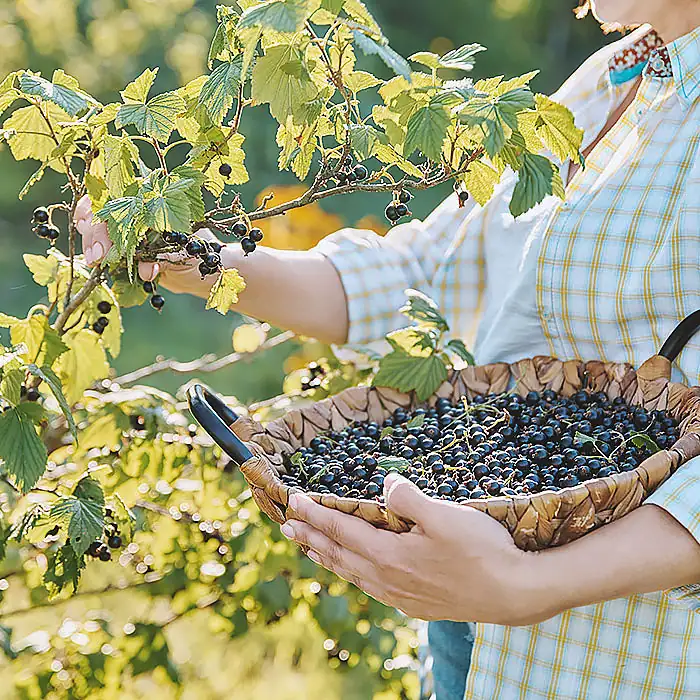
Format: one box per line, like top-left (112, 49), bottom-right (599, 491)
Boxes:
top-left (314, 24), bottom-right (700, 699)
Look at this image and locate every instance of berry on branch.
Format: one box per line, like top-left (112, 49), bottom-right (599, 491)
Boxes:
top-left (219, 163), bottom-right (233, 177)
top-left (249, 228), bottom-right (264, 243)
top-left (232, 222), bottom-right (248, 237)
top-left (353, 164), bottom-right (368, 181)
top-left (186, 239), bottom-right (206, 257)
top-left (399, 190), bottom-right (413, 204)
top-left (32, 207), bottom-right (50, 224)
top-left (45, 226), bottom-right (60, 242)
top-left (97, 301), bottom-right (112, 315)
top-left (150, 294), bottom-right (166, 311)
top-left (241, 238), bottom-right (256, 256)
top-left (34, 223), bottom-right (50, 238)
top-left (385, 204), bottom-right (400, 222)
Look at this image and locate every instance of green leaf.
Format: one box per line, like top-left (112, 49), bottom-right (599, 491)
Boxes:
top-left (574, 432), bottom-right (598, 447)
top-left (198, 57), bottom-right (244, 125)
top-left (445, 339), bottom-right (475, 365)
top-left (121, 68), bottom-right (159, 104)
top-left (1, 368), bottom-right (24, 406)
top-left (409, 52), bottom-right (441, 70)
top-left (27, 364), bottom-right (78, 441)
top-left (143, 178), bottom-right (193, 233)
top-left (238, 0), bottom-right (309, 32)
top-left (406, 414), bottom-right (425, 429)
top-left (9, 503), bottom-right (49, 542)
top-left (0, 72), bottom-right (20, 115)
top-left (348, 123), bottom-right (379, 161)
top-left (462, 160), bottom-right (501, 206)
top-left (0, 405), bottom-right (48, 493)
top-left (404, 101), bottom-right (450, 162)
top-left (251, 42), bottom-right (320, 124)
top-left (54, 329), bottom-right (110, 405)
top-left (373, 350), bottom-right (448, 401)
top-left (375, 456), bottom-right (410, 472)
top-left (112, 278), bottom-right (149, 308)
top-left (2, 103), bottom-right (71, 164)
top-left (206, 268), bottom-right (247, 315)
top-left (103, 134), bottom-right (137, 198)
top-left (534, 94), bottom-right (584, 163)
top-left (0, 626), bottom-right (17, 660)
top-left (380, 426), bottom-right (394, 439)
top-left (50, 476), bottom-right (105, 557)
top-left (386, 328), bottom-right (437, 357)
top-left (438, 44), bottom-right (486, 71)
top-left (23, 253), bottom-right (59, 287)
top-left (352, 31), bottom-right (411, 80)
top-left (116, 92), bottom-right (185, 142)
top-left (458, 94), bottom-right (512, 158)
top-left (399, 289), bottom-right (450, 332)
top-left (207, 22), bottom-right (227, 69)
top-left (43, 544), bottom-right (85, 598)
top-left (630, 433), bottom-right (661, 454)
top-left (19, 73), bottom-right (90, 117)
top-left (510, 153), bottom-right (565, 218)
top-left (345, 71), bottom-right (382, 93)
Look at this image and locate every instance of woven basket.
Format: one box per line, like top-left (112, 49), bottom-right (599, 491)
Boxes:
top-left (189, 313), bottom-right (700, 551)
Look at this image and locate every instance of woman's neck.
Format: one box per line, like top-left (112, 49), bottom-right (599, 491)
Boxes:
top-left (652, 15), bottom-right (700, 43)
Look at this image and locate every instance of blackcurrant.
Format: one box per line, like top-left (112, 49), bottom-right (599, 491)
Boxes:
top-left (107, 534), bottom-right (122, 549)
top-left (347, 170), bottom-right (358, 183)
top-left (249, 228), bottom-right (264, 243)
top-left (219, 163), bottom-right (233, 177)
top-left (232, 222), bottom-right (248, 237)
top-left (150, 294), bottom-right (166, 311)
top-left (198, 261), bottom-right (213, 278)
top-left (163, 231), bottom-right (179, 244)
top-left (98, 546), bottom-right (112, 562)
top-left (97, 301), bottom-right (112, 315)
top-left (203, 252), bottom-right (221, 268)
top-left (353, 164), bottom-right (368, 181)
top-left (96, 316), bottom-right (109, 329)
top-left (338, 172), bottom-right (349, 185)
top-left (458, 191), bottom-right (470, 205)
top-left (175, 232), bottom-right (190, 246)
top-left (398, 190), bottom-right (413, 204)
top-left (385, 204), bottom-right (400, 222)
top-left (241, 238), bottom-right (256, 255)
top-left (32, 207), bottom-right (50, 224)
top-left (34, 223), bottom-right (50, 238)
top-left (92, 322), bottom-right (105, 334)
top-left (143, 281), bottom-right (154, 294)
top-left (87, 541), bottom-right (102, 558)
top-left (25, 388), bottom-right (40, 402)
top-left (46, 226), bottom-right (60, 242)
top-left (209, 241), bottom-right (223, 254)
top-left (186, 239), bottom-right (206, 257)
top-left (395, 203), bottom-right (409, 218)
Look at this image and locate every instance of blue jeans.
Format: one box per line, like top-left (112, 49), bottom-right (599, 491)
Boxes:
top-left (427, 621), bottom-right (475, 700)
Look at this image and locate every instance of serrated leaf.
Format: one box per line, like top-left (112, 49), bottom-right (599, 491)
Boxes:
top-left (19, 73), bottom-right (90, 117)
top-left (534, 94), bottom-right (584, 163)
top-left (630, 433), bottom-right (661, 454)
top-left (462, 159), bottom-right (500, 206)
top-left (1, 368), bottom-right (24, 406)
top-left (206, 268), bottom-right (247, 315)
top-left (574, 432), bottom-right (598, 446)
top-left (380, 426), bottom-right (394, 439)
top-left (386, 328), bottom-right (436, 357)
top-left (116, 92), bottom-right (185, 142)
top-left (103, 134), bottom-right (137, 198)
top-left (399, 289), bottom-right (449, 331)
top-left (348, 123), bottom-right (379, 160)
top-left (0, 405), bottom-right (47, 493)
top-left (439, 44), bottom-right (486, 72)
top-left (239, 0), bottom-right (309, 32)
top-left (54, 329), bottom-right (110, 404)
top-left (376, 456), bottom-right (410, 472)
top-left (143, 179), bottom-right (193, 233)
top-left (2, 103), bottom-right (71, 164)
top-left (27, 364), bottom-right (77, 441)
top-left (85, 173), bottom-right (109, 211)
top-left (445, 339), bottom-right (475, 365)
top-left (352, 31), bottom-right (411, 80)
top-left (345, 71), bottom-right (381, 93)
top-left (252, 43), bottom-right (320, 124)
top-left (43, 544), bottom-right (85, 598)
top-left (9, 503), bottom-right (49, 542)
top-left (23, 253), bottom-right (60, 287)
top-left (373, 350), bottom-right (448, 402)
top-left (406, 414), bottom-right (425, 429)
top-left (198, 57), bottom-right (244, 125)
top-left (409, 52), bottom-right (441, 70)
top-left (0, 72), bottom-right (20, 114)
top-left (208, 22), bottom-right (227, 69)
top-left (111, 278), bottom-right (149, 308)
top-left (457, 95), bottom-right (513, 158)
top-left (404, 101), bottom-right (450, 162)
top-left (433, 78), bottom-right (476, 107)
top-left (50, 476), bottom-right (104, 557)
top-left (510, 153), bottom-right (565, 218)
top-left (121, 68), bottom-right (159, 104)
top-left (18, 164), bottom-right (47, 200)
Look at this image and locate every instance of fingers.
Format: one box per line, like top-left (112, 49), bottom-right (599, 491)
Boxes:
top-left (138, 262), bottom-right (160, 282)
top-left (74, 195), bottom-right (111, 266)
top-left (288, 493), bottom-right (396, 557)
top-left (384, 472), bottom-right (439, 534)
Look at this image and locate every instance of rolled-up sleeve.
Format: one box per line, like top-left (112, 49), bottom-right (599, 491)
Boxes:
top-left (645, 455), bottom-right (700, 609)
top-left (313, 194), bottom-right (473, 346)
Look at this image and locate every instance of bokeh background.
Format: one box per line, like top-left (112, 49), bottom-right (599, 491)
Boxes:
top-left (0, 1), bottom-right (609, 696)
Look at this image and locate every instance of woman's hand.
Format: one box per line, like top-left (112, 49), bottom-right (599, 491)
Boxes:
top-left (282, 472), bottom-right (540, 625)
top-left (73, 195), bottom-right (226, 297)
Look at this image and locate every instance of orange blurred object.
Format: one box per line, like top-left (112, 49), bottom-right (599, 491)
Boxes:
top-left (254, 185), bottom-right (389, 251)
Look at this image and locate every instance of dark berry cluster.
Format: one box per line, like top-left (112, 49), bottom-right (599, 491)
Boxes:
top-left (87, 517), bottom-right (123, 562)
top-left (230, 220), bottom-right (263, 256)
top-left (385, 190), bottom-right (413, 223)
top-left (281, 390), bottom-right (680, 503)
top-left (92, 300), bottom-right (112, 335)
top-left (162, 230), bottom-right (224, 280)
top-left (142, 280), bottom-right (166, 312)
top-left (32, 207), bottom-right (60, 243)
top-left (20, 385), bottom-right (41, 402)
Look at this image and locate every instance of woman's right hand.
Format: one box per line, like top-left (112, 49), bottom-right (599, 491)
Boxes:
top-left (73, 195), bottom-right (228, 297)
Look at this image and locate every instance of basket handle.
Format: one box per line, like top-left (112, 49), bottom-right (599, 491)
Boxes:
top-left (187, 384), bottom-right (253, 466)
top-left (658, 310), bottom-right (700, 363)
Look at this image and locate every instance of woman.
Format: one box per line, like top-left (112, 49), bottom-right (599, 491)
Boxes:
top-left (77, 1), bottom-right (700, 697)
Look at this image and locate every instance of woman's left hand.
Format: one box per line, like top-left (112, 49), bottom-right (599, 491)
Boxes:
top-left (282, 473), bottom-right (542, 625)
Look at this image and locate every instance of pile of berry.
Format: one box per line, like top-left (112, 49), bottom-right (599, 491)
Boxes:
top-left (281, 390), bottom-right (680, 503)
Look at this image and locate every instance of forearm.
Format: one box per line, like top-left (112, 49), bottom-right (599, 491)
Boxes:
top-left (520, 505), bottom-right (700, 624)
top-left (175, 242), bottom-right (350, 345)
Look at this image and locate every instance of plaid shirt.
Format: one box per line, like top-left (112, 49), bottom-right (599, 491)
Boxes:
top-left (316, 24), bottom-right (700, 699)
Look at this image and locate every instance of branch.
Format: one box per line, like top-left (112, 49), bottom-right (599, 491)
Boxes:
top-left (53, 265), bottom-right (105, 335)
top-left (112, 330), bottom-right (296, 385)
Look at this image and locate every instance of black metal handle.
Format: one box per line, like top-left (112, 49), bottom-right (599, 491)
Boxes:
top-left (187, 384), bottom-right (253, 467)
top-left (659, 310), bottom-right (700, 363)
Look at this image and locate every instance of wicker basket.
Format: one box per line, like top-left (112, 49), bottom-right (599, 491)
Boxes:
top-left (189, 313), bottom-right (700, 551)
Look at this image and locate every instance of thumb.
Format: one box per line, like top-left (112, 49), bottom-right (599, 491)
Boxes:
top-left (384, 472), bottom-right (437, 530)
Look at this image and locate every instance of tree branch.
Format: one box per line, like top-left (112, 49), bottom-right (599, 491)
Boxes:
top-left (53, 265), bottom-right (105, 335)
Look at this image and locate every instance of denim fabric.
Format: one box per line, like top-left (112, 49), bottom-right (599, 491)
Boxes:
top-left (427, 621), bottom-right (474, 700)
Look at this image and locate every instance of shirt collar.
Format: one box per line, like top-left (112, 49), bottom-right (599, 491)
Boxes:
top-left (603, 24), bottom-right (700, 109)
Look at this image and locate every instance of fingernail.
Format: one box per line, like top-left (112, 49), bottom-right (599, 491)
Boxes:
top-left (76, 219), bottom-right (88, 235)
top-left (281, 523), bottom-right (295, 539)
top-left (384, 471), bottom-right (403, 487)
top-left (308, 551), bottom-right (321, 564)
top-left (92, 242), bottom-right (104, 261)
top-left (84, 246), bottom-right (93, 264)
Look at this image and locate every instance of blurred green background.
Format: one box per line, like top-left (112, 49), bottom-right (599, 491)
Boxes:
top-left (0, 0), bottom-right (608, 404)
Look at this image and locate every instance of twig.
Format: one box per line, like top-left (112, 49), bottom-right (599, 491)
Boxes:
top-left (53, 266), bottom-right (105, 335)
top-left (112, 330), bottom-right (296, 385)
